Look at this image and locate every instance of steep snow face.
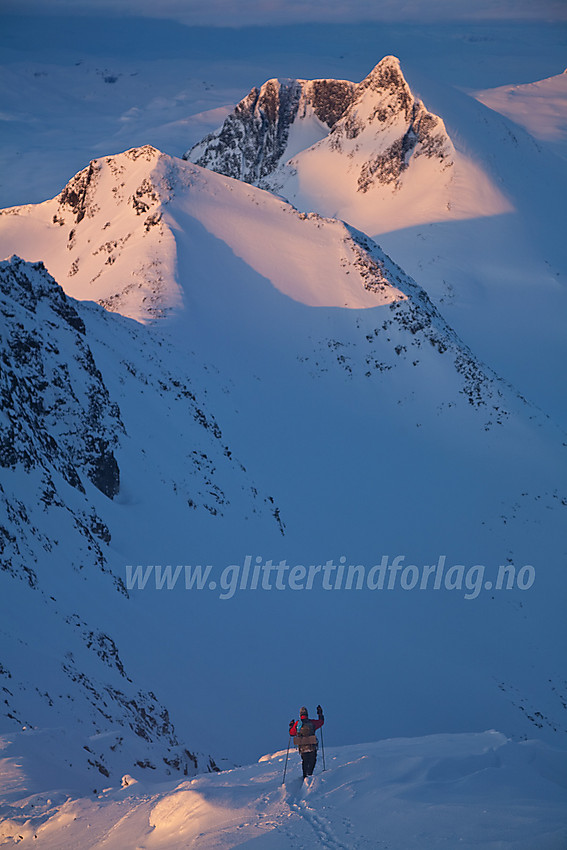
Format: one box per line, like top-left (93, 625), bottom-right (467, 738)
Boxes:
top-left (186, 56), bottom-right (511, 233)
top-left (0, 145), bottom-right (408, 312)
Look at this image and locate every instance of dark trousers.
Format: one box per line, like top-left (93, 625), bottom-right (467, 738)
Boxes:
top-left (301, 750), bottom-right (317, 778)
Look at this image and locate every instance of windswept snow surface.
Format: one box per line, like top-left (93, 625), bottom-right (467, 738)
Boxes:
top-left (474, 69), bottom-right (567, 158)
top-left (1, 733), bottom-right (566, 849)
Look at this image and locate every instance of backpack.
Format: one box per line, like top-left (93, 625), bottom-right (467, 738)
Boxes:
top-left (294, 719), bottom-right (318, 753)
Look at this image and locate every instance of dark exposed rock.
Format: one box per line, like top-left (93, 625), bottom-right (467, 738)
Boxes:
top-left (88, 448), bottom-right (120, 498)
top-left (59, 161), bottom-right (100, 224)
top-left (358, 102), bottom-right (450, 192)
top-left (186, 76), bottom-right (354, 184)
top-left (0, 258), bottom-right (86, 334)
top-left (309, 78), bottom-right (355, 127)
top-left (0, 256), bottom-right (123, 499)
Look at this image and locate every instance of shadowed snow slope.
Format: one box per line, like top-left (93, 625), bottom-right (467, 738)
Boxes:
top-left (0, 147), bottom-right (566, 773)
top-left (1, 733), bottom-right (566, 849)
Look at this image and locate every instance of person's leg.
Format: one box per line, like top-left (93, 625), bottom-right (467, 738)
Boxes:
top-left (305, 751), bottom-right (317, 776)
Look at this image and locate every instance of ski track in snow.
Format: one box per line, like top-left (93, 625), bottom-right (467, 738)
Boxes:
top-left (4, 736), bottom-right (566, 848)
top-left (291, 796), bottom-right (351, 850)
top-left (280, 775), bottom-right (380, 849)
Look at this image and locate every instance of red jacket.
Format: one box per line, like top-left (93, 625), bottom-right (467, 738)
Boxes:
top-left (289, 716), bottom-right (324, 736)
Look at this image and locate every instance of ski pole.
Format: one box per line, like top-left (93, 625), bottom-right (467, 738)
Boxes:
top-left (320, 725), bottom-right (326, 772)
top-left (282, 734), bottom-right (291, 784)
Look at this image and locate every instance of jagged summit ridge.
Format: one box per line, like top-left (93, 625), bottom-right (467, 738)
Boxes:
top-left (186, 75), bottom-right (356, 184)
top-left (184, 56), bottom-right (453, 195)
top-left (331, 56), bottom-right (452, 192)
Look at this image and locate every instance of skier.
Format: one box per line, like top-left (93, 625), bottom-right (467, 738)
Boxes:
top-left (289, 704), bottom-right (324, 779)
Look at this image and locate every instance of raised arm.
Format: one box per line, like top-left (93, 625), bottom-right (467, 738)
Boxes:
top-left (312, 704), bottom-right (324, 729)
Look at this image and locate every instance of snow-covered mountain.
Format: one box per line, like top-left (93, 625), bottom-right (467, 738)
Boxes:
top-left (0, 147), bottom-right (180, 323)
top-left (474, 68), bottom-right (567, 158)
top-left (0, 144), bottom-right (548, 427)
top-left (1, 145), bottom-right (566, 780)
top-left (1, 13), bottom-right (566, 846)
top-left (185, 55), bottom-right (567, 428)
top-left (185, 56), bottom-right (510, 235)
top-left (0, 145), bottom-right (408, 315)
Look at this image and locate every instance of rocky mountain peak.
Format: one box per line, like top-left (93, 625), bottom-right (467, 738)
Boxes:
top-left (58, 145), bottom-right (162, 225)
top-left (353, 55), bottom-right (414, 123)
top-left (359, 55), bottom-right (405, 92)
top-left (184, 56), bottom-right (453, 201)
top-left (1, 146), bottom-right (181, 323)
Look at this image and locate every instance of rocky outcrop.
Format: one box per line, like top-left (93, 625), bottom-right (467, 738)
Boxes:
top-left (0, 256), bottom-right (122, 499)
top-left (186, 77), bottom-right (355, 183)
top-left (0, 256), bottom-right (220, 786)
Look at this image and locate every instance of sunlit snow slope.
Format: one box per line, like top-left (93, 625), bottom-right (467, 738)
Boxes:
top-left (474, 69), bottom-right (567, 156)
top-left (1, 733), bottom-right (566, 849)
top-left (0, 146), bottom-right (405, 314)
